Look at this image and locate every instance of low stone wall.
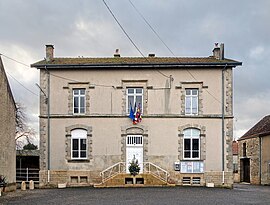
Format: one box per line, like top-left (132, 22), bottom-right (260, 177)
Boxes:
top-left (205, 171), bottom-right (233, 188)
top-left (233, 173), bottom-right (240, 183)
top-left (39, 170), bottom-right (101, 188)
top-left (39, 169), bottom-right (233, 188)
top-left (1, 183), bottom-right (16, 192)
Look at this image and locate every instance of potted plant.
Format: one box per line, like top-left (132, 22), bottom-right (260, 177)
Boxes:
top-left (128, 156), bottom-right (140, 184)
top-left (0, 175), bottom-right (7, 193)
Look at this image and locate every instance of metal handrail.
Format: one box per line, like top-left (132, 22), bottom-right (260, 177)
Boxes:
top-left (100, 161), bottom-right (169, 184)
top-left (143, 162), bottom-right (169, 182)
top-left (100, 162), bottom-right (126, 183)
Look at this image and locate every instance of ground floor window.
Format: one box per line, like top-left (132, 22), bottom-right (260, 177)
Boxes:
top-left (71, 129), bottom-right (87, 159)
top-left (183, 128), bottom-right (200, 159)
top-left (65, 125), bottom-right (92, 162)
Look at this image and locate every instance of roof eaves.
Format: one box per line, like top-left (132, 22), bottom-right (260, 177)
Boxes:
top-left (31, 61), bottom-right (242, 69)
top-left (238, 131), bottom-right (270, 141)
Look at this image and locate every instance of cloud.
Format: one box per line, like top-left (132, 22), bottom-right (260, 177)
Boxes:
top-left (0, 0), bottom-right (269, 143)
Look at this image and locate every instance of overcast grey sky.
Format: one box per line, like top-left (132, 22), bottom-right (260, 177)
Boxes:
top-left (1, 0), bottom-right (270, 142)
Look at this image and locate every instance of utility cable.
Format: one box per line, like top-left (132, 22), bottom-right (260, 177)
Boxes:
top-left (102, 0), bottom-right (170, 79)
top-left (6, 71), bottom-right (38, 96)
top-left (0, 53), bottom-right (30, 68)
top-left (1, 54), bottom-right (39, 96)
top-left (128, 0), bottom-right (222, 104)
top-left (1, 53), bottom-right (117, 88)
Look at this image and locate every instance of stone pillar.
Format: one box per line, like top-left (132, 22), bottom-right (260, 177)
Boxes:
top-left (29, 180), bottom-right (34, 190)
top-left (21, 181), bottom-right (26, 191)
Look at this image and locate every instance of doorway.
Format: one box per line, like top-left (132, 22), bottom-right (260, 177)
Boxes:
top-left (240, 158), bottom-right (250, 183)
top-left (126, 135), bottom-right (143, 173)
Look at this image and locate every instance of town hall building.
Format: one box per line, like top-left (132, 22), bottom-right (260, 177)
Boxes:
top-left (31, 44), bottom-right (241, 188)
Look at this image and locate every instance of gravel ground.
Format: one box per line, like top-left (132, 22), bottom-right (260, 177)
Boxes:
top-left (0, 184), bottom-right (270, 205)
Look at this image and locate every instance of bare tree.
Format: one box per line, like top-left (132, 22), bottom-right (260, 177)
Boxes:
top-left (15, 103), bottom-right (36, 150)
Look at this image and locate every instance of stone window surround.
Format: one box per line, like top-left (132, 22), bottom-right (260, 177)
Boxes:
top-left (63, 82), bottom-right (94, 115)
top-left (121, 80), bottom-right (148, 115)
top-left (178, 124), bottom-right (206, 161)
top-left (178, 82), bottom-right (207, 116)
top-left (65, 124), bottom-right (93, 162)
top-left (121, 124), bottom-right (148, 163)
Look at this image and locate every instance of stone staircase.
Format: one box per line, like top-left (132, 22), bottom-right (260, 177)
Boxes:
top-left (94, 162), bottom-right (174, 188)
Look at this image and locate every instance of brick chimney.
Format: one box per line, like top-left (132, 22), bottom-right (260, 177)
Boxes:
top-left (46, 45), bottom-right (54, 62)
top-left (212, 43), bottom-right (224, 60)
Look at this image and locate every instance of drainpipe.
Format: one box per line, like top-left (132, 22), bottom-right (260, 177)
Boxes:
top-left (259, 136), bottom-right (262, 184)
top-left (222, 64), bottom-right (227, 184)
top-left (45, 66), bottom-right (51, 183)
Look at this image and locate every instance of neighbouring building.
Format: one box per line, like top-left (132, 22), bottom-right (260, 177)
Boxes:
top-left (238, 115), bottom-right (270, 185)
top-left (16, 150), bottom-right (40, 183)
top-left (0, 56), bottom-right (16, 191)
top-left (31, 44), bottom-right (242, 188)
top-left (232, 140), bottom-right (239, 182)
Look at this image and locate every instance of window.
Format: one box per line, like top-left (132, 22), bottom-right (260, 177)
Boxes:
top-left (243, 143), bottom-right (246, 157)
top-left (185, 89), bottom-right (198, 115)
top-left (183, 128), bottom-right (200, 159)
top-left (126, 135), bottom-right (143, 146)
top-left (127, 88), bottom-right (143, 113)
top-left (71, 129), bottom-right (87, 159)
top-left (73, 89), bottom-right (85, 114)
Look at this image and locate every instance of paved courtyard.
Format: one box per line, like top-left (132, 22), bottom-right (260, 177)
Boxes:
top-left (1, 184), bottom-right (270, 205)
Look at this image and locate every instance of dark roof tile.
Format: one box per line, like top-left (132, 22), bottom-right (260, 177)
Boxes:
top-left (238, 115), bottom-right (270, 140)
top-left (31, 56), bottom-right (241, 67)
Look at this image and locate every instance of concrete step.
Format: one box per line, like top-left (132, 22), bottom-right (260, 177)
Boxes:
top-left (94, 173), bottom-right (175, 188)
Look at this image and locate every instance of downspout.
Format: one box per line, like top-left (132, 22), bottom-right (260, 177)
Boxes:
top-left (222, 64), bottom-right (227, 184)
top-left (259, 136), bottom-right (262, 184)
top-left (45, 65), bottom-right (50, 183)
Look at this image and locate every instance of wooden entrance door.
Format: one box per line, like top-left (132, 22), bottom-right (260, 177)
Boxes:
top-left (241, 158), bottom-right (250, 183)
top-left (126, 135), bottom-right (143, 173)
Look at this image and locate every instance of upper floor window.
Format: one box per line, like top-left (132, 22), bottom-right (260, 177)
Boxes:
top-left (73, 89), bottom-right (85, 114)
top-left (71, 129), bottom-right (87, 159)
top-left (243, 143), bottom-right (247, 157)
top-left (127, 88), bottom-right (143, 113)
top-left (185, 89), bottom-right (198, 115)
top-left (183, 128), bottom-right (200, 159)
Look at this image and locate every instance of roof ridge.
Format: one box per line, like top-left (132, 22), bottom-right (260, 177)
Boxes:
top-left (239, 115), bottom-right (270, 140)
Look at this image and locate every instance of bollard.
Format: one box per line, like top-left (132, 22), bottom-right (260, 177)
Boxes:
top-left (21, 181), bottom-right (26, 191)
top-left (29, 180), bottom-right (34, 190)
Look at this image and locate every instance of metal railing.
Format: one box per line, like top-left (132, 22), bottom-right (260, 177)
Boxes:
top-left (100, 162), bottom-right (126, 183)
top-left (16, 168), bottom-right (39, 182)
top-left (100, 161), bottom-right (169, 183)
top-left (143, 162), bottom-right (169, 182)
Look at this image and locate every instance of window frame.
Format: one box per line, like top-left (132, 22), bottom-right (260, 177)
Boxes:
top-left (126, 87), bottom-right (143, 114)
top-left (71, 129), bottom-right (87, 160)
top-left (73, 88), bottom-right (86, 114)
top-left (185, 88), bottom-right (198, 115)
top-left (183, 128), bottom-right (200, 160)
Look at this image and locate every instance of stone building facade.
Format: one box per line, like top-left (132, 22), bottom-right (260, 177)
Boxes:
top-left (0, 56), bottom-right (16, 191)
top-left (31, 44), bottom-right (241, 188)
top-left (238, 115), bottom-right (270, 185)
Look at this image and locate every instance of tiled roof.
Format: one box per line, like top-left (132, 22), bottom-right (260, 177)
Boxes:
top-left (31, 56), bottom-right (242, 68)
top-left (232, 141), bottom-right (238, 155)
top-left (238, 115), bottom-right (270, 141)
